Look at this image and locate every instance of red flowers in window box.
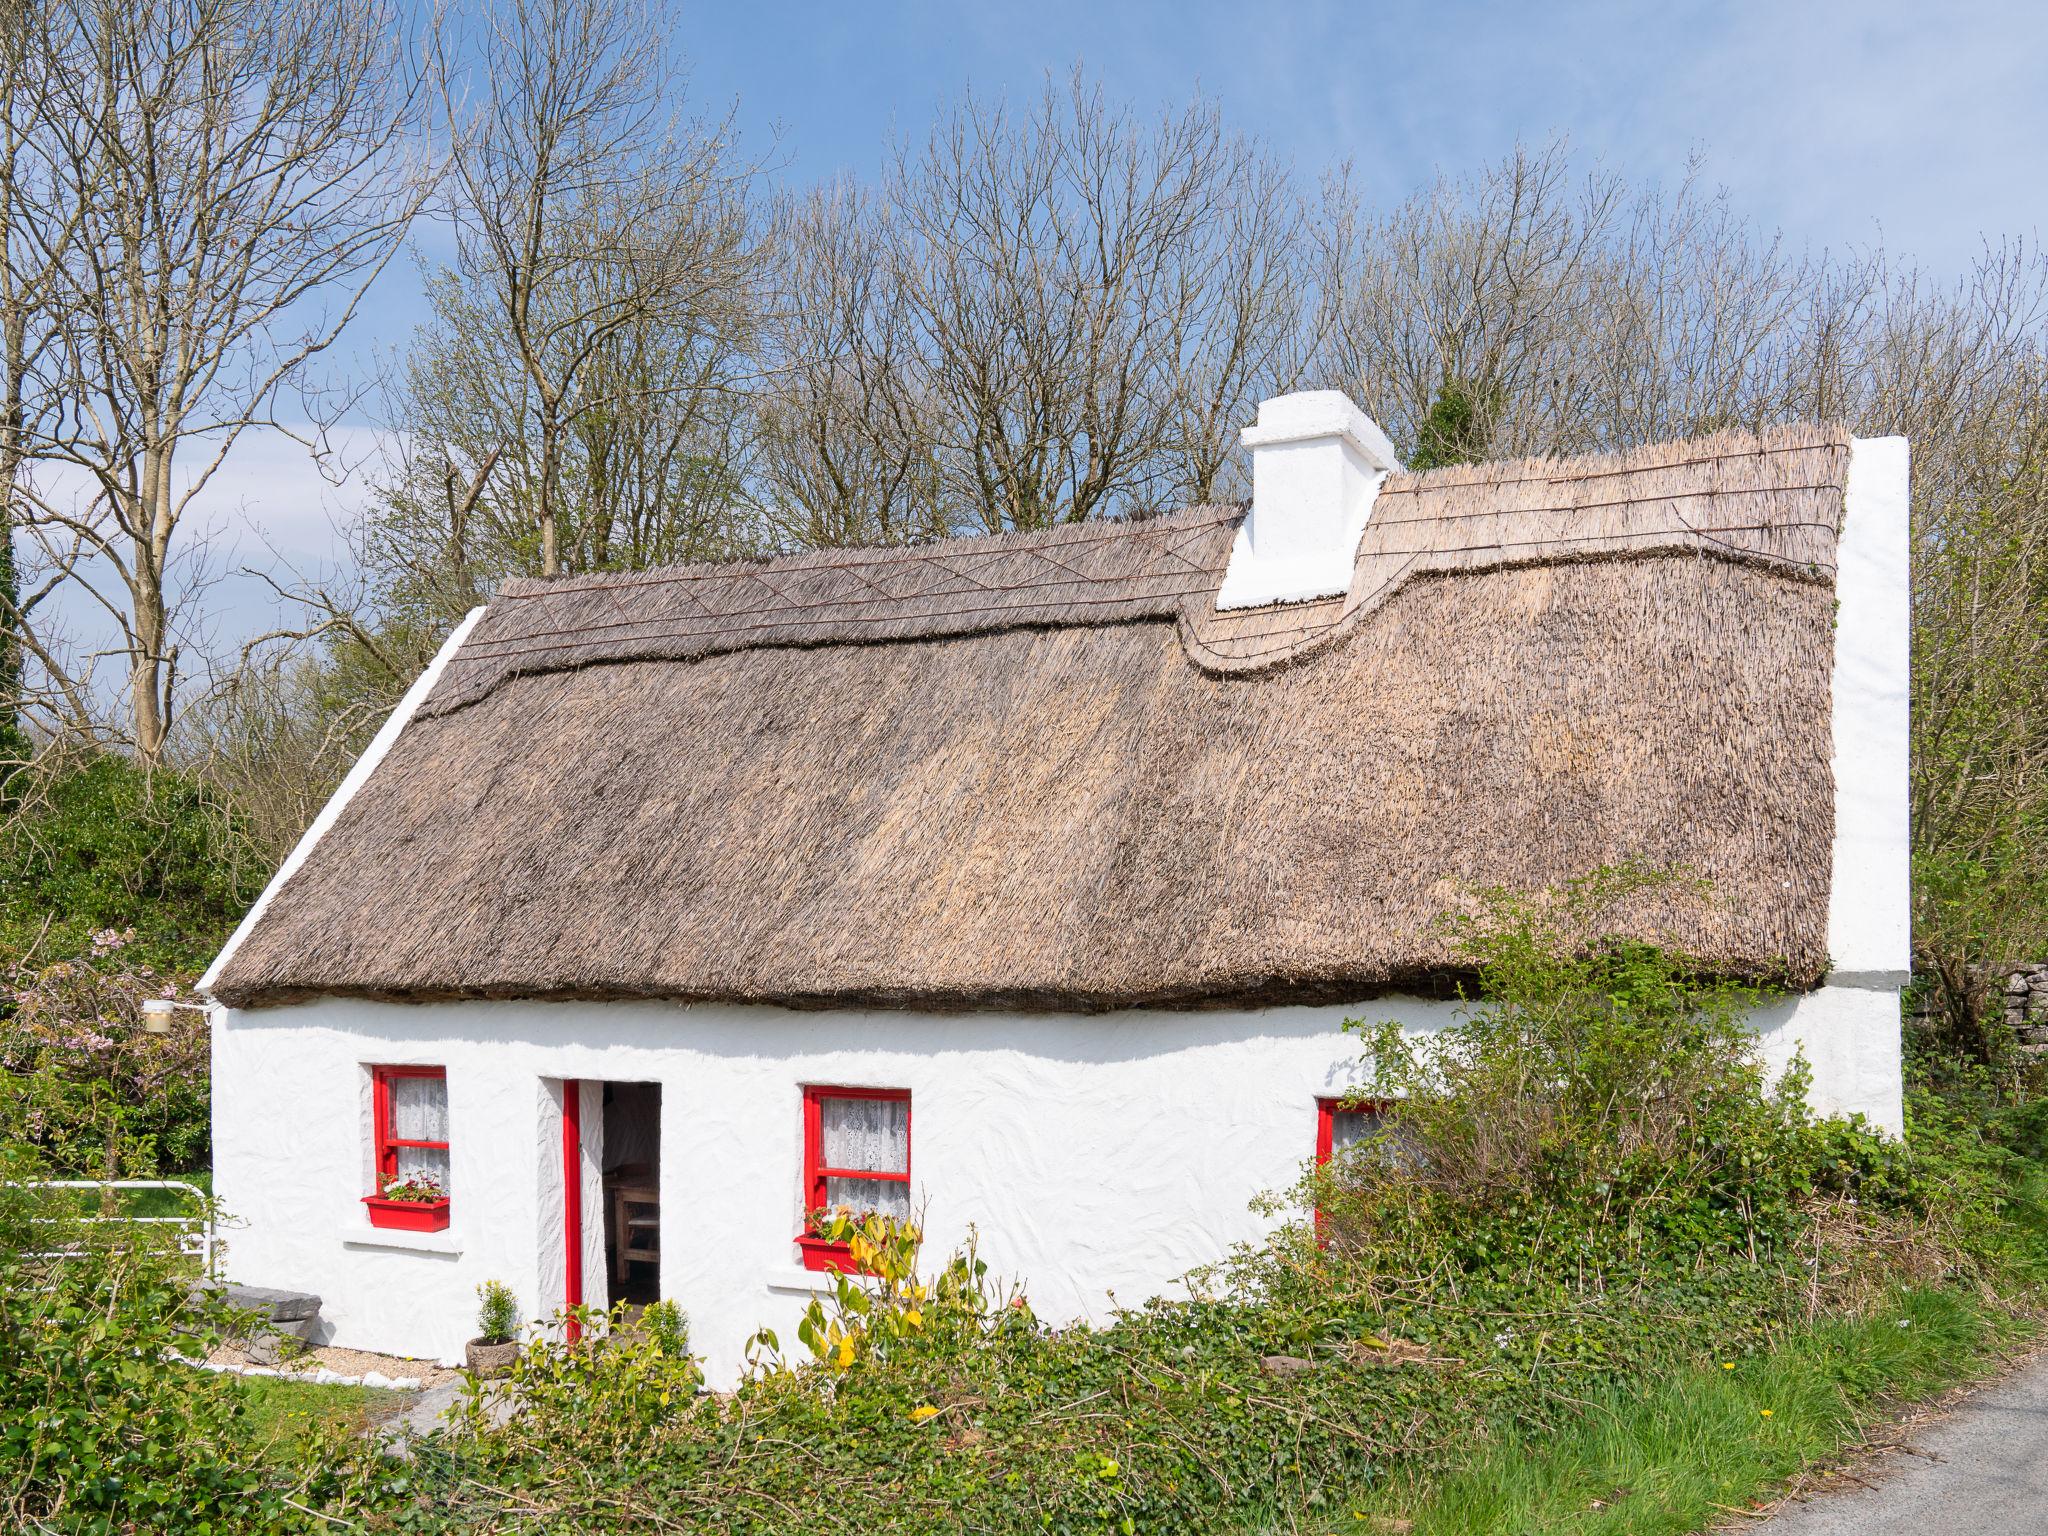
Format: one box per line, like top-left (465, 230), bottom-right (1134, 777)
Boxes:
top-left (364, 1193), bottom-right (451, 1231)
top-left (366, 1170), bottom-right (450, 1231)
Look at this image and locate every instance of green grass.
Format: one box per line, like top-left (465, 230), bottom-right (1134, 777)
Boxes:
top-left (123, 1169), bottom-right (212, 1218)
top-left (230, 1375), bottom-right (418, 1445)
top-left (1300, 1286), bottom-right (2032, 1536)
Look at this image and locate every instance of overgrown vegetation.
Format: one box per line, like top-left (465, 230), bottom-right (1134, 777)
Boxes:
top-left (0, 1149), bottom-right (397, 1531)
top-left (2, 881), bottom-right (2044, 1531)
top-left (0, 931), bottom-right (210, 1177)
top-left (0, 756), bottom-right (243, 1179)
top-left (365, 886), bottom-right (2048, 1531)
top-left (0, 753), bottom-right (257, 968)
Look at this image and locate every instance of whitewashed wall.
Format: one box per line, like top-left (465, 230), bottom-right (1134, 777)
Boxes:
top-left (209, 986), bottom-right (1898, 1388)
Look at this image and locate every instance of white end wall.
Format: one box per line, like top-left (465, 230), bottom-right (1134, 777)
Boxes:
top-left (1818, 436), bottom-right (1911, 1135)
top-left (209, 985), bottom-right (1901, 1387)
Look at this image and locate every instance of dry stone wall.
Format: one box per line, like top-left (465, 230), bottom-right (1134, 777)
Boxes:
top-left (2004, 967), bottom-right (2048, 1053)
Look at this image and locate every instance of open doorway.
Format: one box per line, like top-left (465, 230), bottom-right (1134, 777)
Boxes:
top-left (599, 1082), bottom-right (661, 1308)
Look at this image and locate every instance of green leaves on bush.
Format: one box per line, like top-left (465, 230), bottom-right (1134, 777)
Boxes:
top-left (1315, 866), bottom-right (1914, 1289)
top-left (1, 936), bottom-right (211, 1177)
top-left (0, 1155), bottom-right (386, 1530)
top-left (0, 753), bottom-right (258, 971)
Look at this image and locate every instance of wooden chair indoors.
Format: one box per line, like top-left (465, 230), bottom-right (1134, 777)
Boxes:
top-left (606, 1164), bottom-right (660, 1279)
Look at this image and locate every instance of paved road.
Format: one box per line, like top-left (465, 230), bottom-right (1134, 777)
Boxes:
top-left (1753, 1355), bottom-right (2048, 1533)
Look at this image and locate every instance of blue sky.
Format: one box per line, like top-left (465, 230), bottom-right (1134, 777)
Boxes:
top-left (681, 0), bottom-right (2041, 278)
top-left (40, 0), bottom-right (2048, 672)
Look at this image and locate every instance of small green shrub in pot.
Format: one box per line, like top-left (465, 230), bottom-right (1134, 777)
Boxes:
top-left (477, 1280), bottom-right (519, 1344)
top-left (466, 1280), bottom-right (522, 1377)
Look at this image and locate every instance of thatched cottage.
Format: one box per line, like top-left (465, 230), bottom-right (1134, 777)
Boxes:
top-left (200, 392), bottom-right (1909, 1384)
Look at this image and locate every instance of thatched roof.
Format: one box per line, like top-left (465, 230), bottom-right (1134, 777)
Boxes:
top-left (211, 423), bottom-right (1852, 1011)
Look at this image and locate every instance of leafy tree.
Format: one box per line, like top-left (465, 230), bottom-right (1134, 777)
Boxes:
top-left (1405, 378), bottom-right (1493, 470)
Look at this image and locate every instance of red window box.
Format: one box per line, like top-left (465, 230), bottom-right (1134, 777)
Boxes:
top-left (795, 1231), bottom-right (867, 1274)
top-left (363, 1194), bottom-right (451, 1232)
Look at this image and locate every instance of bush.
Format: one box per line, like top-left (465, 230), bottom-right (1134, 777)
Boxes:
top-left (0, 931), bottom-right (211, 1176)
top-left (1314, 867), bottom-right (1920, 1302)
top-left (0, 752), bottom-right (260, 971)
top-left (0, 1147), bottom-right (387, 1531)
top-left (0, 753), bottom-right (252, 1180)
top-left (456, 1299), bottom-right (705, 1458)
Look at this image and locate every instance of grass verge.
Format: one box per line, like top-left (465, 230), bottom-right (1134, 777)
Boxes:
top-left (1311, 1286), bottom-right (2037, 1535)
top-left (231, 1375), bottom-right (418, 1446)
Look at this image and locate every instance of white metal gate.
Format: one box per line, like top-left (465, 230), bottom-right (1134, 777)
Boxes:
top-left (17, 1179), bottom-right (216, 1276)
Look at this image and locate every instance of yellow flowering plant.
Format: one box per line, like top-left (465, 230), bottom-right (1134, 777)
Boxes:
top-left (752, 1206), bottom-right (1031, 1377)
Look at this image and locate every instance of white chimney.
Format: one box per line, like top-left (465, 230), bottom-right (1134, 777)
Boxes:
top-left (1215, 390), bottom-right (1402, 611)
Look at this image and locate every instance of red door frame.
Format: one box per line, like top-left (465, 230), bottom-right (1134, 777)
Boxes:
top-left (562, 1079), bottom-right (583, 1343)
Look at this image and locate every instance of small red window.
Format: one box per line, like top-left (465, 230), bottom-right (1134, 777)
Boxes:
top-left (365, 1066), bottom-right (451, 1231)
top-left (1315, 1096), bottom-right (1388, 1166)
top-left (1314, 1095), bottom-right (1390, 1244)
top-left (798, 1086), bottom-right (910, 1272)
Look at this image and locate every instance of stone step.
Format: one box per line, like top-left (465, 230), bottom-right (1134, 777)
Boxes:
top-left (188, 1282), bottom-right (324, 1365)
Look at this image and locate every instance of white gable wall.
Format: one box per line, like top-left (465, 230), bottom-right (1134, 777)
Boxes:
top-left (1819, 436), bottom-right (1911, 1135)
top-left (211, 984), bottom-right (1899, 1387)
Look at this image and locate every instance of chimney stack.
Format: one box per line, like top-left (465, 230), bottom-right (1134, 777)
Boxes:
top-left (1215, 391), bottom-right (1401, 611)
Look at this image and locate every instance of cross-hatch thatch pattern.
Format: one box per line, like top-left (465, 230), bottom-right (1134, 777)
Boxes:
top-left (211, 424), bottom-right (1850, 1011)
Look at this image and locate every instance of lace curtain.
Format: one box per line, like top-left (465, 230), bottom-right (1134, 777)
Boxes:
top-left (1329, 1107), bottom-right (1382, 1154)
top-left (821, 1095), bottom-right (909, 1220)
top-left (392, 1075), bottom-right (450, 1190)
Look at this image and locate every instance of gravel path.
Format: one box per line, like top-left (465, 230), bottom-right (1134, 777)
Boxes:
top-left (1750, 1354), bottom-right (2048, 1533)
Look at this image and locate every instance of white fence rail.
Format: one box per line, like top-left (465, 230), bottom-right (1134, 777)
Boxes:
top-left (16, 1180), bottom-right (216, 1277)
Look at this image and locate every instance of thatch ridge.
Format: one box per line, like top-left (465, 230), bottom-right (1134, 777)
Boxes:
top-left (211, 422), bottom-right (1853, 1010)
top-left (419, 423), bottom-right (1850, 716)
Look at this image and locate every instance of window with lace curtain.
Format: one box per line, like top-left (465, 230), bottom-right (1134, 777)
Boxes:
top-left (365, 1066), bottom-right (451, 1229)
top-left (799, 1086), bottom-right (910, 1272)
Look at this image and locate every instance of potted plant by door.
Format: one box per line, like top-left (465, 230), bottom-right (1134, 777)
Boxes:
top-left (363, 1171), bottom-right (450, 1231)
top-left (465, 1280), bottom-right (522, 1377)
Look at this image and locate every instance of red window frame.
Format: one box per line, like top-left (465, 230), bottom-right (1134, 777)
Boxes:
top-left (799, 1085), bottom-right (911, 1272)
top-left (372, 1064), bottom-right (449, 1188)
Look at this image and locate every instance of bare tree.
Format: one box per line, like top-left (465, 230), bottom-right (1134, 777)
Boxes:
top-left (429, 0), bottom-right (761, 578)
top-left (1, 0), bottom-right (425, 763)
top-left (1158, 144), bottom-right (1317, 504)
top-left (753, 182), bottom-right (946, 549)
top-left (881, 73), bottom-right (1311, 533)
top-left (0, 1), bottom-right (70, 765)
top-left (1317, 141), bottom-right (1876, 465)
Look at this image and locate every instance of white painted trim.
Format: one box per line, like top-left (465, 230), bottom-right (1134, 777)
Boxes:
top-left (199, 607), bottom-right (488, 996)
top-left (342, 1225), bottom-right (466, 1257)
top-left (1827, 438), bottom-right (1911, 981)
top-left (763, 1266), bottom-right (879, 1296)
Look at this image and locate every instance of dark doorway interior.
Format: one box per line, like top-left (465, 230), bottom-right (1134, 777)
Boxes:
top-left (601, 1081), bottom-right (661, 1307)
